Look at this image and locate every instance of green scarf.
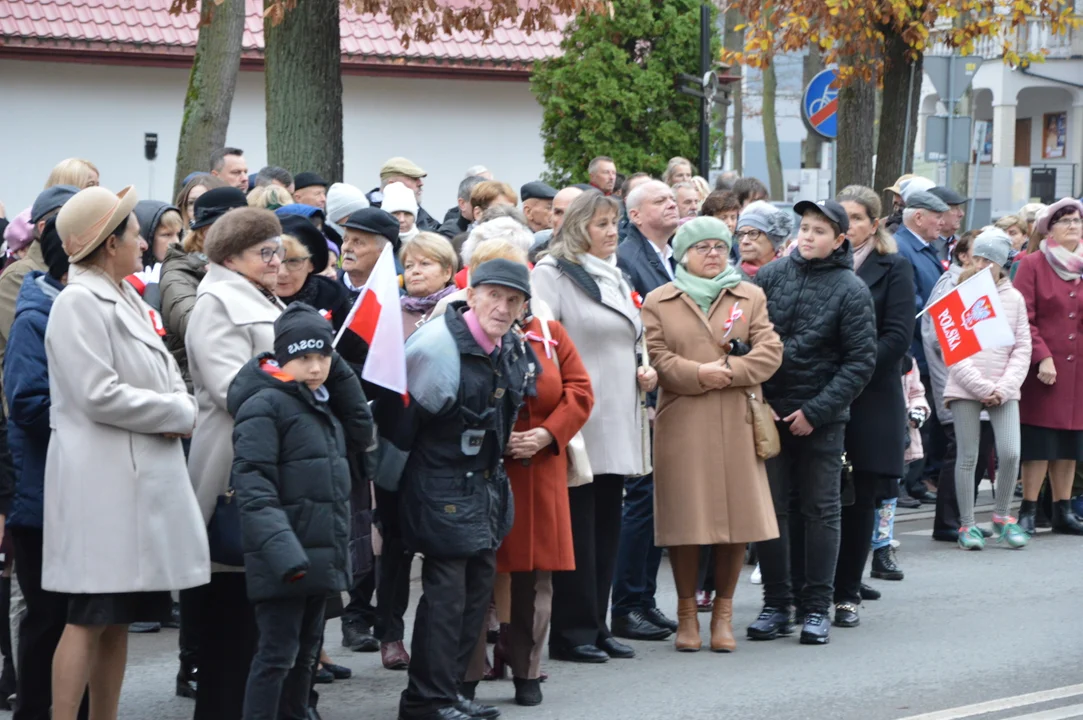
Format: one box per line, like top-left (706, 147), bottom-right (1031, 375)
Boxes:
top-left (673, 263), bottom-right (743, 314)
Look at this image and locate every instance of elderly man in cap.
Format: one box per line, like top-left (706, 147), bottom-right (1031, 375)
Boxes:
top-left (338, 207), bottom-right (401, 298)
top-left (0, 185), bottom-right (79, 368)
top-left (375, 258), bottom-right (536, 720)
top-left (928, 186), bottom-right (968, 263)
top-left (894, 187), bottom-right (950, 372)
top-left (292, 172), bottom-right (329, 210)
top-left (368, 157), bottom-right (441, 233)
top-left (520, 182), bottom-right (556, 233)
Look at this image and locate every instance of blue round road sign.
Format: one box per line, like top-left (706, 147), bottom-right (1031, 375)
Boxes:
top-left (802, 69), bottom-right (839, 140)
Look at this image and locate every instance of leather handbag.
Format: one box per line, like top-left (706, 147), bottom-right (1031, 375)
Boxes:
top-left (744, 390), bottom-right (781, 460)
top-left (207, 487), bottom-right (244, 567)
top-left (539, 319), bottom-right (594, 487)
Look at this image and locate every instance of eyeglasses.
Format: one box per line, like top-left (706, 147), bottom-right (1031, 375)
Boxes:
top-left (1055, 218), bottom-right (1083, 227)
top-left (690, 242), bottom-right (729, 256)
top-left (282, 255), bottom-right (312, 272)
top-left (251, 240), bottom-right (286, 264)
top-left (733, 230), bottom-right (762, 241)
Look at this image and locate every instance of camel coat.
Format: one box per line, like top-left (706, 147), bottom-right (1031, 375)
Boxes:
top-left (642, 280), bottom-right (783, 547)
top-left (43, 265), bottom-right (208, 593)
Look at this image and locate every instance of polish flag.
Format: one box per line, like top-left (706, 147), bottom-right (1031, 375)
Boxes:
top-left (924, 267), bottom-right (1014, 366)
top-left (334, 244), bottom-right (407, 396)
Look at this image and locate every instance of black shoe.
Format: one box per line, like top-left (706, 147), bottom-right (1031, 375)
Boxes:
top-left (833, 603), bottom-right (859, 628)
top-left (643, 607), bottom-right (678, 633)
top-left (1052, 499), bottom-right (1083, 535)
top-left (799, 612), bottom-right (830, 645)
top-left (129, 622), bottom-right (161, 634)
top-left (1018, 499), bottom-right (1037, 535)
top-left (398, 708), bottom-right (473, 720)
top-left (342, 623), bottom-right (380, 652)
top-left (932, 529), bottom-right (958, 542)
top-left (870, 546), bottom-right (904, 581)
top-left (859, 583), bottom-right (881, 601)
top-left (549, 644), bottom-right (608, 663)
top-left (747, 605), bottom-right (793, 640)
top-left (313, 667), bottom-right (334, 684)
top-left (323, 662), bottom-right (352, 680)
top-left (176, 662), bottom-right (197, 699)
top-left (513, 678), bottom-right (543, 707)
top-left (598, 636), bottom-right (635, 659)
top-left (610, 609), bottom-right (671, 641)
top-left (455, 692), bottom-right (500, 719)
top-left (896, 491), bottom-right (921, 509)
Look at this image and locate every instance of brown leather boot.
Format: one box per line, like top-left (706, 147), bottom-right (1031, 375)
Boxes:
top-left (675, 597), bottom-right (701, 652)
top-left (710, 598), bottom-right (736, 652)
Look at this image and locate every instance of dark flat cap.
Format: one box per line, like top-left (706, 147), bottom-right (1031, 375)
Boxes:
top-left (294, 172), bottom-right (329, 191)
top-left (929, 186), bottom-right (967, 207)
top-left (793, 199), bottom-right (849, 235)
top-left (279, 215), bottom-right (330, 274)
top-left (470, 258), bottom-right (531, 299)
top-left (343, 207), bottom-right (400, 243)
top-left (905, 191), bottom-right (950, 214)
top-left (521, 181), bottom-right (557, 202)
top-left (191, 187), bottom-right (249, 229)
top-left (31, 185), bottom-right (79, 224)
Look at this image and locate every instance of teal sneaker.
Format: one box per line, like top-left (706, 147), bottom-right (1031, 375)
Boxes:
top-left (993, 517), bottom-right (1029, 549)
top-left (957, 526), bottom-right (986, 550)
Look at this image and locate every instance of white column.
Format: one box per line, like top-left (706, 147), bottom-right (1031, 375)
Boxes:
top-left (992, 103), bottom-right (1017, 167)
top-left (1070, 103), bottom-right (1083, 196)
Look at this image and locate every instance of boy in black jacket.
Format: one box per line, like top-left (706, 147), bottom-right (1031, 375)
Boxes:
top-left (748, 200), bottom-right (876, 646)
top-left (229, 303), bottom-right (376, 720)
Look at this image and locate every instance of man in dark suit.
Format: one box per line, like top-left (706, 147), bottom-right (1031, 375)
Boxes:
top-left (610, 180), bottom-right (680, 641)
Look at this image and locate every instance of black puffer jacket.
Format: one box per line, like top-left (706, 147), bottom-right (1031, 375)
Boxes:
top-left (755, 242), bottom-right (877, 428)
top-left (228, 351), bottom-right (377, 602)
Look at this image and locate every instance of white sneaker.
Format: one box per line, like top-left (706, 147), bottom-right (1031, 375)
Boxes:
top-left (750, 563), bottom-right (762, 585)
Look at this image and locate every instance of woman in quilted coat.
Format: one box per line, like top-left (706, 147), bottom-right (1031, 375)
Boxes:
top-left (943, 229), bottom-right (1031, 550)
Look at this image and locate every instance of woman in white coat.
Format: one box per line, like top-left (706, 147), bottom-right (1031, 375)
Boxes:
top-left (46, 186), bottom-right (208, 720)
top-left (186, 207), bottom-right (285, 720)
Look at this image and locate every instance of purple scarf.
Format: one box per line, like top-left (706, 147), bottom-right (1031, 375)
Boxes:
top-left (400, 284), bottom-right (457, 314)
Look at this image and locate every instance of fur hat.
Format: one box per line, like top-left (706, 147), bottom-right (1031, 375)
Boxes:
top-left (736, 200), bottom-right (793, 249)
top-left (204, 207), bottom-right (282, 265)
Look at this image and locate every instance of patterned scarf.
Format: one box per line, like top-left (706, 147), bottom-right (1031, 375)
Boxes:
top-left (401, 284), bottom-right (457, 314)
top-left (1040, 238), bottom-right (1083, 282)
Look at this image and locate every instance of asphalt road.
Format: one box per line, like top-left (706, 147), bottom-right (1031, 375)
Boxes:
top-left (7, 488), bottom-right (1083, 720)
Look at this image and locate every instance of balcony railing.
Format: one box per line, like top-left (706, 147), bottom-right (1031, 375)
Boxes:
top-left (930, 17), bottom-right (1080, 60)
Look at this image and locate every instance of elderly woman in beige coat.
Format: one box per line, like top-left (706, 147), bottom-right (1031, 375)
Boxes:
top-left (532, 190), bottom-right (657, 663)
top-left (186, 207), bottom-right (285, 720)
top-left (642, 216), bottom-right (782, 654)
top-left (45, 186), bottom-right (208, 720)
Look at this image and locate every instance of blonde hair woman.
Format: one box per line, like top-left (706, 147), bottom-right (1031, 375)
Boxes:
top-left (399, 232), bottom-right (458, 337)
top-left (45, 158), bottom-right (99, 190)
top-left (247, 184), bottom-right (294, 211)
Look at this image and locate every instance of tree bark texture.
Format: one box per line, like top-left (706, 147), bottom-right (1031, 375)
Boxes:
top-left (874, 31), bottom-right (924, 208)
top-left (264, 0), bottom-right (344, 182)
top-left (761, 62), bottom-right (784, 200)
top-left (173, 0), bottom-right (245, 197)
top-left (836, 72), bottom-right (876, 190)
top-left (723, 6), bottom-right (745, 175)
top-left (802, 45), bottom-right (824, 169)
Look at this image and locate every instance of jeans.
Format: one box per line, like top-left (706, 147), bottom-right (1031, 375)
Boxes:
top-left (243, 596), bottom-right (326, 720)
top-left (871, 499), bottom-right (898, 551)
top-left (756, 422), bottom-right (844, 615)
top-left (610, 471), bottom-right (662, 618)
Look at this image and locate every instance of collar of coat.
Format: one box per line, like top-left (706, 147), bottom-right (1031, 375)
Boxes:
top-left (652, 278), bottom-right (754, 306)
top-left (68, 264), bottom-right (172, 358)
top-left (624, 223), bottom-right (673, 276)
top-left (197, 263), bottom-right (285, 326)
top-left (550, 256), bottom-right (639, 327)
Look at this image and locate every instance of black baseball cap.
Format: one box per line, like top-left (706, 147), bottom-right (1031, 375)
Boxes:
top-left (191, 187), bottom-right (249, 230)
top-left (521, 181), bottom-right (557, 202)
top-left (342, 207), bottom-right (400, 243)
top-left (793, 199), bottom-right (850, 235)
top-left (470, 258), bottom-right (531, 299)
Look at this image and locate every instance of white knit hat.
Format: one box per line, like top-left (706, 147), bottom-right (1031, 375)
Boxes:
top-left (325, 182), bottom-right (369, 235)
top-left (381, 182), bottom-right (419, 218)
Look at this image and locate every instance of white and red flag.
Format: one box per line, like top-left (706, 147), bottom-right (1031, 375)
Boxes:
top-left (923, 267), bottom-right (1014, 366)
top-left (334, 243), bottom-right (407, 396)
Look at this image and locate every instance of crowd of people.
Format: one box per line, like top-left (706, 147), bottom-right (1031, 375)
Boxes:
top-left (0, 149), bottom-right (1079, 720)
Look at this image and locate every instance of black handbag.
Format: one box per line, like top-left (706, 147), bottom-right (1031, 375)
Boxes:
top-left (207, 488), bottom-right (244, 567)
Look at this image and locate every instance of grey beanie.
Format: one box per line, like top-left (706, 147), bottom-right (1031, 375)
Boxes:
top-left (972, 228), bottom-right (1013, 268)
top-left (736, 200), bottom-right (794, 248)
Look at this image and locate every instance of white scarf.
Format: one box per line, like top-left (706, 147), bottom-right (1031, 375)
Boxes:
top-left (578, 252), bottom-right (632, 314)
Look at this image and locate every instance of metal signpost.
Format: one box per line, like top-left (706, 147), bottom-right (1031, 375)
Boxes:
top-left (802, 68), bottom-right (838, 196)
top-left (923, 56), bottom-right (983, 182)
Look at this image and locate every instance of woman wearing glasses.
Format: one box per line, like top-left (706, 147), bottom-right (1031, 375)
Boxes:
top-left (186, 207), bottom-right (285, 719)
top-left (1013, 197), bottom-right (1083, 535)
top-left (733, 201), bottom-right (793, 280)
top-left (641, 216), bottom-right (782, 652)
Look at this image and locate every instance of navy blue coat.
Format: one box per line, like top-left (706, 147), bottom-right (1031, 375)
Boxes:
top-left (895, 225), bottom-right (944, 373)
top-left (616, 224), bottom-right (674, 300)
top-left (3, 271), bottom-right (62, 529)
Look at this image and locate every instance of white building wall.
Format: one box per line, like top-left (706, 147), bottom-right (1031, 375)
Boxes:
top-left (0, 59), bottom-right (547, 219)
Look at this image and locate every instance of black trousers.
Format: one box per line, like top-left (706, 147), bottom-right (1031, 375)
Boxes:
top-left (549, 474), bottom-right (625, 651)
top-left (934, 422), bottom-right (994, 533)
top-left (194, 573), bottom-right (257, 720)
top-left (178, 582), bottom-right (209, 671)
top-left (244, 596), bottom-right (325, 720)
top-left (340, 565), bottom-right (376, 632)
top-left (834, 471), bottom-right (888, 605)
top-left (373, 486), bottom-right (413, 643)
top-left (400, 551), bottom-right (496, 717)
top-left (756, 423), bottom-right (845, 615)
top-left (9, 527), bottom-right (88, 720)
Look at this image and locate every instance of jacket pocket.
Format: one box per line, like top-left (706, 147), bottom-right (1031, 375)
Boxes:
top-left (407, 473), bottom-right (488, 558)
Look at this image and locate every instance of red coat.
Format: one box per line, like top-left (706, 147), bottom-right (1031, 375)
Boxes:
top-left (496, 318), bottom-right (593, 573)
top-left (1014, 251), bottom-right (1083, 430)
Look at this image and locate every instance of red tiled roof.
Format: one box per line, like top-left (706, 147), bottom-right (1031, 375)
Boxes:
top-left (0, 0), bottom-right (567, 75)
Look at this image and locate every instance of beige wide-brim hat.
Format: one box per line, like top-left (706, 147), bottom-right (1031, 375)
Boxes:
top-left (884, 173), bottom-right (916, 196)
top-left (56, 185), bottom-right (139, 263)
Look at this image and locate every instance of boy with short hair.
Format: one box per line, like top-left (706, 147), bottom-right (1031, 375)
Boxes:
top-left (748, 199), bottom-right (877, 646)
top-left (228, 302), bottom-right (376, 720)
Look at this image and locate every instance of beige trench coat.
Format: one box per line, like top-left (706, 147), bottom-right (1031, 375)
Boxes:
top-left (43, 265), bottom-right (208, 593)
top-left (642, 281), bottom-right (783, 547)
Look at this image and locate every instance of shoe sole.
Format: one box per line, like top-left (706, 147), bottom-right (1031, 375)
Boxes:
top-left (382, 662), bottom-right (409, 670)
top-left (747, 625), bottom-right (794, 641)
top-left (549, 653), bottom-right (608, 664)
top-left (612, 630), bottom-right (672, 641)
top-left (832, 618), bottom-right (859, 628)
top-left (799, 633), bottom-right (830, 645)
top-left (869, 570), bottom-right (904, 581)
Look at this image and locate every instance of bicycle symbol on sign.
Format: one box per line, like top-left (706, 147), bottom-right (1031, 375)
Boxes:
top-left (808, 86), bottom-right (838, 116)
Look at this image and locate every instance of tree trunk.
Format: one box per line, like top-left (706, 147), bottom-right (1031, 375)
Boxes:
top-left (723, 6), bottom-right (745, 174)
top-left (802, 46), bottom-right (824, 169)
top-left (173, 0), bottom-right (245, 197)
top-left (761, 62), bottom-right (784, 200)
top-left (836, 72), bottom-right (876, 190)
top-left (874, 30), bottom-right (924, 208)
top-left (264, 0), bottom-right (344, 182)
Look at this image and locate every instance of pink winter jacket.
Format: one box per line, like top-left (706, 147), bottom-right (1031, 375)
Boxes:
top-left (903, 358), bottom-right (929, 463)
top-left (943, 278), bottom-right (1032, 405)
